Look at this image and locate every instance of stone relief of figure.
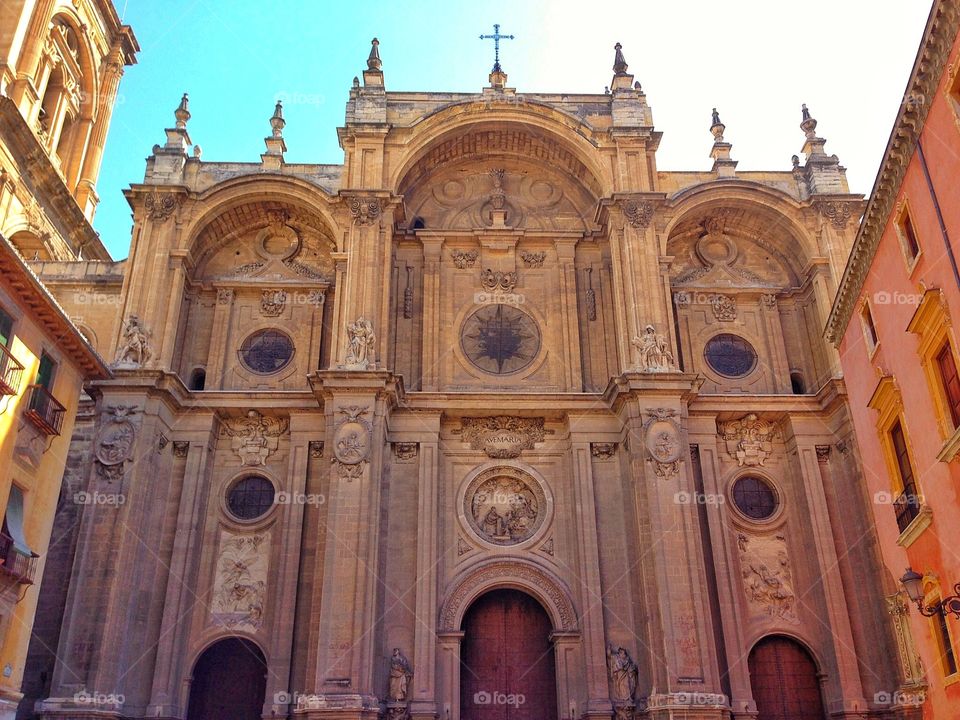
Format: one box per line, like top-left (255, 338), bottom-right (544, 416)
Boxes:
top-left (114, 315), bottom-right (152, 367)
top-left (345, 316), bottom-right (376, 368)
top-left (632, 324), bottom-right (675, 372)
top-left (387, 648), bottom-right (413, 702)
top-left (607, 644), bottom-right (638, 703)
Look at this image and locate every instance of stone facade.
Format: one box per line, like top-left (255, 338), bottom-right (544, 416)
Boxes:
top-left (19, 34), bottom-right (913, 720)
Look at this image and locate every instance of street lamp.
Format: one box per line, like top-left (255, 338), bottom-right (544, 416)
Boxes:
top-left (900, 567), bottom-right (960, 618)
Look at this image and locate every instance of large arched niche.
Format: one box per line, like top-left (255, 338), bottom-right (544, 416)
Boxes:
top-left (664, 185), bottom-right (818, 285)
top-left (183, 180), bottom-right (339, 283)
top-left (439, 558), bottom-right (579, 633)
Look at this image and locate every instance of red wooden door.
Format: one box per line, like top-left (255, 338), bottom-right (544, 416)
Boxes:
top-left (748, 636), bottom-right (826, 720)
top-left (186, 638), bottom-right (267, 720)
top-left (460, 589), bottom-right (557, 720)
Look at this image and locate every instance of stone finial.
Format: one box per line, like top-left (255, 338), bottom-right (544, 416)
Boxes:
top-left (800, 103), bottom-right (818, 139)
top-left (613, 42), bottom-right (629, 75)
top-left (174, 93), bottom-right (190, 129)
top-left (270, 100), bottom-right (285, 138)
top-left (710, 107), bottom-right (725, 141)
top-left (353, 76), bottom-right (360, 88)
top-left (367, 37), bottom-right (382, 71)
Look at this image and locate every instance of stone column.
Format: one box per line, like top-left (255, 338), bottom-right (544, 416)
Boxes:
top-left (551, 631), bottom-right (583, 720)
top-left (303, 372), bottom-right (396, 719)
top-left (758, 294), bottom-right (792, 393)
top-left (146, 437), bottom-right (213, 718)
top-left (420, 238), bottom-right (443, 391)
top-left (555, 238), bottom-right (584, 391)
top-left (437, 632), bottom-right (463, 720)
top-left (566, 431), bottom-right (613, 718)
top-left (789, 427), bottom-right (868, 716)
top-left (410, 425), bottom-right (441, 719)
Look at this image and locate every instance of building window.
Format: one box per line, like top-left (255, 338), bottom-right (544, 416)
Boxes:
top-left (226, 476), bottom-right (275, 521)
top-left (35, 351), bottom-right (56, 390)
top-left (899, 208), bottom-right (922, 263)
top-left (936, 343), bottom-right (960, 428)
top-left (0, 486), bottom-right (38, 585)
top-left (731, 476), bottom-right (778, 520)
top-left (703, 334), bottom-right (757, 378)
top-left (189, 368), bottom-right (206, 391)
top-left (0, 306), bottom-right (12, 347)
top-left (790, 371), bottom-right (807, 395)
top-left (934, 607), bottom-right (958, 677)
top-left (238, 329), bottom-right (294, 375)
top-left (890, 420), bottom-right (920, 532)
top-left (861, 302), bottom-right (879, 354)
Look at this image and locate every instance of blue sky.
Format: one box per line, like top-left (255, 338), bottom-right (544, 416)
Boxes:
top-left (93, 0), bottom-right (932, 259)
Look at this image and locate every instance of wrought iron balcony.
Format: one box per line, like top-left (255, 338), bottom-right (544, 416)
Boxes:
top-left (0, 344), bottom-right (24, 397)
top-left (24, 384), bottom-right (65, 436)
top-left (0, 533), bottom-right (37, 585)
top-left (894, 489), bottom-right (921, 534)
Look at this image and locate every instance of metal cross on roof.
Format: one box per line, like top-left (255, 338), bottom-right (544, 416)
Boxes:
top-left (479, 23), bottom-right (515, 73)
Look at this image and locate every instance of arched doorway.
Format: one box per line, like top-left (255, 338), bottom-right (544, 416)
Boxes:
top-left (748, 635), bottom-right (825, 720)
top-left (186, 638), bottom-right (267, 720)
top-left (460, 589), bottom-right (557, 719)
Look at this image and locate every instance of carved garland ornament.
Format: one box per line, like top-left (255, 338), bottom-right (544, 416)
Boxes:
top-left (816, 200), bottom-right (855, 230)
top-left (439, 561), bottom-right (577, 631)
top-left (452, 250), bottom-right (479, 269)
top-left (454, 416), bottom-right (547, 458)
top-left (479, 268), bottom-right (517, 293)
top-left (143, 191), bottom-right (179, 221)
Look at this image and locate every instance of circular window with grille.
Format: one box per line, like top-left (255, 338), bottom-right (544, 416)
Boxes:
top-left (731, 476), bottom-right (778, 521)
top-left (460, 304), bottom-right (541, 375)
top-left (239, 329), bottom-right (294, 374)
top-left (704, 333), bottom-right (758, 378)
top-left (226, 476), bottom-right (276, 521)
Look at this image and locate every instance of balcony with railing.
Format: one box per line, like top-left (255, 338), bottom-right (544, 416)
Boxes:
top-left (24, 384), bottom-right (65, 436)
top-left (895, 489), bottom-right (921, 534)
top-left (0, 344), bottom-right (24, 397)
top-left (0, 533), bottom-right (37, 585)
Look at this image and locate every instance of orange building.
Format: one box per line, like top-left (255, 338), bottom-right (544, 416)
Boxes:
top-left (827, 0), bottom-right (960, 716)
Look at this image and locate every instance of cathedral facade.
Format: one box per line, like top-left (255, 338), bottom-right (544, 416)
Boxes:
top-left (22, 36), bottom-right (918, 720)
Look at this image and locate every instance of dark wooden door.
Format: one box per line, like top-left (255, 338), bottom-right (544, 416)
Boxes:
top-left (460, 589), bottom-right (557, 720)
top-left (748, 636), bottom-right (826, 720)
top-left (186, 638), bottom-right (267, 720)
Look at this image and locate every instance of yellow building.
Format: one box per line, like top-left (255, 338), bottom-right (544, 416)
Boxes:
top-left (0, 0), bottom-right (135, 716)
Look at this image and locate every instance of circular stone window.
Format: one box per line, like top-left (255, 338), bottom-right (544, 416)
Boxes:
top-left (460, 304), bottom-right (541, 375)
top-left (704, 333), bottom-right (758, 378)
top-left (463, 467), bottom-right (547, 546)
top-left (226, 476), bottom-right (276, 521)
top-left (731, 476), bottom-right (778, 521)
top-left (239, 329), bottom-right (294, 374)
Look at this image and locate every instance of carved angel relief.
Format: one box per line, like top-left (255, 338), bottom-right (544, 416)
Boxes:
top-left (211, 533), bottom-right (269, 629)
top-left (737, 532), bottom-right (799, 624)
top-left (221, 410), bottom-right (289, 467)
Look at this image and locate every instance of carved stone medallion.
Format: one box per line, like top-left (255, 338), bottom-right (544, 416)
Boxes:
top-left (94, 405), bottom-right (139, 468)
top-left (332, 405), bottom-right (372, 480)
top-left (644, 408), bottom-right (682, 480)
top-left (463, 467), bottom-right (547, 546)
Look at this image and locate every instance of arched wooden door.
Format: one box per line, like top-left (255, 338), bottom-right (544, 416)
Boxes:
top-left (460, 589), bottom-right (557, 719)
top-left (748, 636), bottom-right (826, 720)
top-left (186, 638), bottom-right (267, 720)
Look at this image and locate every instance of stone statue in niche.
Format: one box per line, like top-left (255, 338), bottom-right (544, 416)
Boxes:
top-left (114, 315), bottom-right (152, 368)
top-left (632, 324), bottom-right (675, 372)
top-left (387, 648), bottom-right (413, 701)
top-left (344, 316), bottom-right (376, 369)
top-left (607, 645), bottom-right (638, 703)
top-left (222, 410), bottom-right (289, 467)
